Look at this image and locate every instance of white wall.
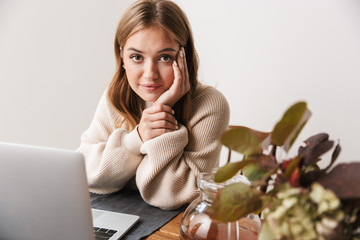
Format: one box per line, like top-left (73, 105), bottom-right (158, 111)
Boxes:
top-left (0, 0), bottom-right (133, 148)
top-left (1, 0), bottom-right (360, 165)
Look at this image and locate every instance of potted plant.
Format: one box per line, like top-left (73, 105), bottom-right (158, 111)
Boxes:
top-left (208, 101), bottom-right (360, 239)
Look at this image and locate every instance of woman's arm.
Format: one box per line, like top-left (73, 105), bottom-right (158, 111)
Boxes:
top-left (77, 90), bottom-right (144, 194)
top-left (135, 86), bottom-right (230, 209)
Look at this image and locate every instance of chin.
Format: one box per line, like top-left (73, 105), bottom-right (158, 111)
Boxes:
top-left (140, 95), bottom-right (159, 103)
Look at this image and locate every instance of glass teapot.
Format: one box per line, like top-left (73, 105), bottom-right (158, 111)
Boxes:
top-left (180, 170), bottom-right (261, 240)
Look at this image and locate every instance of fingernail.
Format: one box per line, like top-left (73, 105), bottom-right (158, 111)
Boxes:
top-left (172, 110), bottom-right (175, 114)
top-left (173, 60), bottom-right (178, 66)
top-left (175, 120), bottom-right (178, 125)
top-left (179, 49), bottom-right (183, 58)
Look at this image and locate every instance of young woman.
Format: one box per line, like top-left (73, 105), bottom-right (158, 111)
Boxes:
top-left (78, 0), bottom-right (230, 210)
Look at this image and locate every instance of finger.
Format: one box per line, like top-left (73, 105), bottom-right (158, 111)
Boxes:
top-left (148, 112), bottom-right (177, 125)
top-left (171, 48), bottom-right (184, 86)
top-left (139, 120), bottom-right (177, 141)
top-left (177, 48), bottom-right (185, 81)
top-left (175, 47), bottom-right (189, 93)
top-left (144, 103), bottom-right (174, 115)
top-left (172, 59), bottom-right (182, 88)
top-left (182, 48), bottom-right (189, 82)
top-left (155, 103), bottom-right (174, 115)
top-left (139, 122), bottom-right (175, 142)
top-left (141, 105), bottom-right (177, 128)
top-left (181, 48), bottom-right (190, 91)
top-left (149, 119), bottom-right (178, 130)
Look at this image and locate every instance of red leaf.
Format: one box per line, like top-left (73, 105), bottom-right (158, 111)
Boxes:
top-left (289, 167), bottom-right (300, 187)
top-left (317, 163), bottom-right (360, 199)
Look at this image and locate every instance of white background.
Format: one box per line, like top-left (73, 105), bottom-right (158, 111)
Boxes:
top-left (1, 0), bottom-right (359, 166)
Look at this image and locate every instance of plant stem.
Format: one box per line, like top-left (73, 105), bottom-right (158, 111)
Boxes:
top-left (272, 145), bottom-right (278, 163)
top-left (260, 145), bottom-right (278, 193)
top-left (227, 147), bottom-right (232, 164)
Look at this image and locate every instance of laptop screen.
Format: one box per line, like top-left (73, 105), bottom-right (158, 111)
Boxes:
top-left (0, 142), bottom-right (95, 240)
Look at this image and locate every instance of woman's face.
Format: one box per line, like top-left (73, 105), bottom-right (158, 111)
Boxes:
top-left (122, 26), bottom-right (180, 103)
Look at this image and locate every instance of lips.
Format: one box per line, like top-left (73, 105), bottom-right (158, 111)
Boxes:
top-left (140, 83), bottom-right (161, 92)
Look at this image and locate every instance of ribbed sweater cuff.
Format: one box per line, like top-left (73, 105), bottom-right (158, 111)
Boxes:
top-left (140, 125), bottom-right (188, 161)
top-left (109, 126), bottom-right (143, 156)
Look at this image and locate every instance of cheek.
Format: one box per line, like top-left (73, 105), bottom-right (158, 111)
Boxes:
top-left (159, 66), bottom-right (174, 88)
top-left (124, 65), bottom-right (141, 82)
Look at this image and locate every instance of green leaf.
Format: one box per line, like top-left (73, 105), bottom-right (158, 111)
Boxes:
top-left (221, 127), bottom-right (270, 155)
top-left (243, 163), bottom-right (269, 181)
top-left (242, 154), bottom-right (278, 182)
top-left (208, 183), bottom-right (263, 222)
top-left (214, 158), bottom-right (260, 183)
top-left (259, 194), bottom-right (275, 208)
top-left (251, 167), bottom-right (279, 188)
top-left (272, 101), bottom-right (311, 152)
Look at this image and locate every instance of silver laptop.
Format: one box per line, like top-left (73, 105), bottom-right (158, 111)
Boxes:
top-left (0, 142), bottom-right (139, 240)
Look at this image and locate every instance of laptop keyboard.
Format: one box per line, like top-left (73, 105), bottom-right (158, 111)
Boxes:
top-left (93, 227), bottom-right (119, 240)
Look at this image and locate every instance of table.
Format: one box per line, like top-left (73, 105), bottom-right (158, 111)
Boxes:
top-left (146, 211), bottom-right (184, 239)
top-left (91, 190), bottom-right (184, 240)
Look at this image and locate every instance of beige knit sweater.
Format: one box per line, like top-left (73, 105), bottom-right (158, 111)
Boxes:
top-left (77, 84), bottom-right (230, 210)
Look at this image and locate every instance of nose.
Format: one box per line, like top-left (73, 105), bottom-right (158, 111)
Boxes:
top-left (143, 60), bottom-right (159, 80)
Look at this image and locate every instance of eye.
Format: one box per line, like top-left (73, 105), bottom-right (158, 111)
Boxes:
top-left (130, 54), bottom-right (143, 62)
top-left (159, 55), bottom-right (173, 63)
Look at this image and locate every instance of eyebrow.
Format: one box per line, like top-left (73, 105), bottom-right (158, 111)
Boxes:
top-left (126, 47), bottom-right (177, 53)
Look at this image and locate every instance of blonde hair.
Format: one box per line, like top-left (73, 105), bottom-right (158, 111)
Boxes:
top-left (108, 0), bottom-right (199, 131)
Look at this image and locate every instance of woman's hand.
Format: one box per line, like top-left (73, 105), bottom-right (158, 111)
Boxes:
top-left (137, 103), bottom-right (178, 142)
top-left (155, 47), bottom-right (190, 108)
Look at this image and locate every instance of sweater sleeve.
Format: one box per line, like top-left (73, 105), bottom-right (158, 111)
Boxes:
top-left (77, 90), bottom-right (144, 194)
top-left (136, 86), bottom-right (230, 210)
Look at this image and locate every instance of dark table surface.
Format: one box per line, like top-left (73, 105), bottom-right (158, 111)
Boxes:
top-left (90, 189), bottom-right (185, 240)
